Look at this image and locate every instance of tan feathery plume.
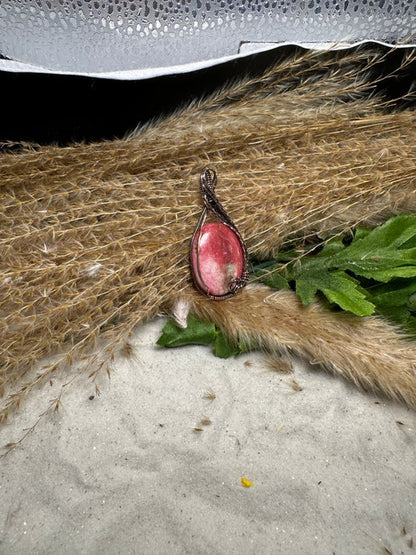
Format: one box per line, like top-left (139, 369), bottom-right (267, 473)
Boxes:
top-left (1, 46), bottom-right (416, 423)
top-left (186, 286), bottom-right (416, 408)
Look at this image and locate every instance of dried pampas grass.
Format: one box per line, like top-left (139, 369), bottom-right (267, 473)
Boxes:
top-left (2, 46), bottom-right (416, 426)
top-left (187, 287), bottom-right (416, 408)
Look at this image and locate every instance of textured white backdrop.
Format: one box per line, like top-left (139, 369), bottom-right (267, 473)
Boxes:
top-left (1, 0), bottom-right (415, 77)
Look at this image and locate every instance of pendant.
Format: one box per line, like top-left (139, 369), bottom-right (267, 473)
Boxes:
top-left (190, 168), bottom-right (249, 300)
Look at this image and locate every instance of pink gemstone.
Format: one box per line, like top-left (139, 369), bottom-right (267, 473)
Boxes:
top-left (191, 222), bottom-right (245, 298)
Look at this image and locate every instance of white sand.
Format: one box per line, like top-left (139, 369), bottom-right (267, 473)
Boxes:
top-left (1, 318), bottom-right (415, 554)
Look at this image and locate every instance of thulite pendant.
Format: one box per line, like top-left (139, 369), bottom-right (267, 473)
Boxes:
top-left (190, 168), bottom-right (248, 300)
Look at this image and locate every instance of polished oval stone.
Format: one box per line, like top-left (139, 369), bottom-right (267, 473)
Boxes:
top-left (191, 222), bottom-right (245, 298)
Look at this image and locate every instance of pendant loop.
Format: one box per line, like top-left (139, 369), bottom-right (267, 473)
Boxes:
top-left (190, 168), bottom-right (249, 300)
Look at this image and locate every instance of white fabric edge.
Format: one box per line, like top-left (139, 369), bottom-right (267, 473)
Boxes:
top-left (0, 40), bottom-right (415, 80)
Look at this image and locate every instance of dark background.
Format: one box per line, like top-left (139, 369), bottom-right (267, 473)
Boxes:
top-left (0, 43), bottom-right (415, 147)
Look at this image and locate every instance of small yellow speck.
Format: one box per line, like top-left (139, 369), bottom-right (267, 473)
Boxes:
top-left (241, 477), bottom-right (253, 488)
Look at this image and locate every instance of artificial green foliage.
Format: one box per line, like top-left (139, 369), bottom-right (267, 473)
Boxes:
top-left (157, 314), bottom-right (247, 358)
top-left (254, 215), bottom-right (416, 333)
top-left (158, 216), bottom-right (416, 356)
top-left (156, 314), bottom-right (216, 347)
top-left (213, 330), bottom-right (247, 358)
top-left (365, 278), bottom-right (416, 333)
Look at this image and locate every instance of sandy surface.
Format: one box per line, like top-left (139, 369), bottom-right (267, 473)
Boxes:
top-left (1, 318), bottom-right (416, 554)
